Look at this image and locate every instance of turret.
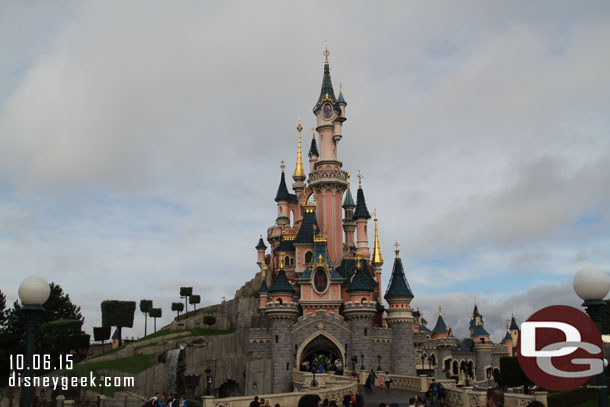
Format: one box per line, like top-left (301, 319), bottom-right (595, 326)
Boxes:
top-left (308, 129), bottom-right (319, 172)
top-left (501, 321), bottom-right (513, 356)
top-left (258, 265), bottom-right (269, 309)
top-left (353, 173), bottom-right (371, 258)
top-left (342, 173), bottom-right (356, 249)
top-left (337, 82), bottom-right (347, 119)
top-left (292, 120), bottom-right (306, 196)
top-left (275, 161), bottom-right (291, 226)
top-left (384, 244), bottom-right (416, 375)
top-left (346, 256), bottom-right (374, 303)
top-left (255, 234), bottom-right (267, 264)
top-left (432, 306), bottom-right (449, 339)
top-left (509, 314), bottom-right (520, 345)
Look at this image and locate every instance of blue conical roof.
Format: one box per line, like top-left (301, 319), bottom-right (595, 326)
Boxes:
top-left (275, 171), bottom-right (291, 202)
top-left (502, 331), bottom-right (512, 342)
top-left (309, 137), bottom-right (319, 158)
top-left (347, 266), bottom-right (374, 293)
top-left (259, 279), bottom-right (268, 293)
top-left (294, 208), bottom-right (318, 244)
top-left (384, 256), bottom-right (414, 300)
top-left (353, 187), bottom-right (371, 219)
top-left (313, 58), bottom-right (338, 113)
top-left (269, 269), bottom-right (295, 293)
top-left (256, 236), bottom-right (267, 250)
top-left (343, 184), bottom-right (355, 208)
top-left (471, 324), bottom-right (490, 337)
top-left (432, 314), bottom-right (448, 334)
top-left (510, 316), bottom-right (519, 331)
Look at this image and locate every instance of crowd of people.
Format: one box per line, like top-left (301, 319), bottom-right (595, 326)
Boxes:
top-left (147, 393), bottom-right (188, 407)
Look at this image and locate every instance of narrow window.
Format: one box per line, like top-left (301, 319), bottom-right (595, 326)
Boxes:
top-left (275, 335), bottom-right (279, 343)
top-left (364, 328), bottom-right (368, 336)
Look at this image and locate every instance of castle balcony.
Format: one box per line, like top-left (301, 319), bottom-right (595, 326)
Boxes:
top-left (264, 302), bottom-right (299, 319)
top-left (308, 167), bottom-right (349, 188)
top-left (342, 301), bottom-right (377, 319)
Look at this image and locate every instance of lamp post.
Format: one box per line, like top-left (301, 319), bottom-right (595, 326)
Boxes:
top-left (205, 367), bottom-right (212, 396)
top-left (360, 354), bottom-right (364, 370)
top-left (18, 276), bottom-right (51, 407)
top-left (574, 266), bottom-right (610, 407)
top-left (428, 356), bottom-right (433, 377)
top-left (351, 356), bottom-right (357, 377)
top-left (377, 354), bottom-right (381, 371)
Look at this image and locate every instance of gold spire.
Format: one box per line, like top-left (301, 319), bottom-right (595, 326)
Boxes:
top-left (280, 160), bottom-right (285, 172)
top-left (293, 119), bottom-right (305, 178)
top-left (323, 40), bottom-right (329, 64)
top-left (279, 251), bottom-right (286, 269)
top-left (371, 208), bottom-right (383, 265)
top-left (356, 252), bottom-right (362, 269)
top-left (310, 128), bottom-right (316, 139)
top-left (394, 241), bottom-right (400, 258)
top-left (439, 305), bottom-right (442, 316)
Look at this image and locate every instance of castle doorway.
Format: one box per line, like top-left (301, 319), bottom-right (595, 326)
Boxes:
top-left (298, 334), bottom-right (344, 375)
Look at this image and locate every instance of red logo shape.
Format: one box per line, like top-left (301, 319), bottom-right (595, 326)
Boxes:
top-left (517, 305), bottom-right (603, 391)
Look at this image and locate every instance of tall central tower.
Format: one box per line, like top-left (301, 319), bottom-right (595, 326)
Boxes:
top-left (308, 47), bottom-right (348, 261)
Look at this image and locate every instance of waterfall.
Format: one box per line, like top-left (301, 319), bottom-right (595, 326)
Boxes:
top-left (167, 349), bottom-right (181, 395)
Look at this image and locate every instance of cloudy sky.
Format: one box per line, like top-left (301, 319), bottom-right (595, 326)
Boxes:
top-left (1, 1), bottom-right (609, 342)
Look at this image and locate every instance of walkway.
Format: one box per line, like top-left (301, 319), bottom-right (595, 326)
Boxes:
top-left (357, 386), bottom-right (419, 407)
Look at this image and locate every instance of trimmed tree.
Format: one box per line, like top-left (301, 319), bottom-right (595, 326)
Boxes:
top-left (149, 308), bottom-right (162, 333)
top-left (93, 326), bottom-right (112, 352)
top-left (140, 299), bottom-right (153, 337)
top-left (203, 315), bottom-right (216, 329)
top-left (189, 295), bottom-right (201, 311)
top-left (101, 300), bottom-right (136, 346)
top-left (499, 356), bottom-right (532, 394)
top-left (172, 302), bottom-right (184, 318)
top-left (180, 287), bottom-right (193, 312)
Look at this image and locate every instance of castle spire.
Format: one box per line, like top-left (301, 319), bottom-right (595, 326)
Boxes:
top-left (293, 120), bottom-right (306, 180)
top-left (313, 41), bottom-right (337, 113)
top-left (274, 160), bottom-right (290, 202)
top-left (371, 209), bottom-right (383, 265)
top-left (353, 172), bottom-right (371, 220)
top-left (384, 243), bottom-right (414, 301)
top-left (343, 173), bottom-right (355, 208)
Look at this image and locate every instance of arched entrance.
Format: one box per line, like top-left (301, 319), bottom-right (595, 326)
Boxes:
top-left (297, 333), bottom-right (345, 375)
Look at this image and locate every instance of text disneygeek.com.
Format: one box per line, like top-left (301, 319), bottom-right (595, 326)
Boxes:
top-left (9, 372), bottom-right (135, 391)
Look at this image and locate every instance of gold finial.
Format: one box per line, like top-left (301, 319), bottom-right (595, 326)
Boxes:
top-left (261, 264), bottom-right (267, 279)
top-left (506, 319), bottom-right (510, 330)
top-left (356, 252), bottom-right (362, 269)
top-left (394, 241), bottom-right (400, 258)
top-left (293, 119), bottom-right (305, 178)
top-left (372, 208), bottom-right (383, 265)
top-left (357, 171), bottom-right (363, 188)
top-left (323, 40), bottom-right (329, 63)
top-left (310, 128), bottom-right (316, 139)
top-left (280, 160), bottom-right (285, 172)
top-left (439, 305), bottom-right (442, 316)
top-left (279, 251), bottom-right (286, 269)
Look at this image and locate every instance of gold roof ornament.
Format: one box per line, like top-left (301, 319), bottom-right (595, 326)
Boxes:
top-left (279, 251), bottom-right (286, 269)
top-left (439, 305), bottom-right (443, 316)
top-left (356, 252), bottom-right (362, 269)
top-left (293, 119), bottom-right (306, 178)
top-left (394, 241), bottom-right (400, 259)
top-left (323, 40), bottom-right (329, 64)
top-left (261, 264), bottom-right (268, 279)
top-left (371, 208), bottom-right (383, 265)
top-left (358, 171), bottom-right (363, 188)
top-left (280, 160), bottom-right (285, 172)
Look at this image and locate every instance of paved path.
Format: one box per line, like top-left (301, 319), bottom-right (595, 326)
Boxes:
top-left (357, 385), bottom-right (419, 407)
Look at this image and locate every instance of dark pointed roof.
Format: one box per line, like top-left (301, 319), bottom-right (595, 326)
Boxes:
top-left (256, 237), bottom-right (267, 251)
top-left (502, 331), bottom-right (512, 342)
top-left (275, 171), bottom-right (291, 202)
top-left (337, 86), bottom-right (346, 105)
top-left (313, 59), bottom-right (338, 113)
top-left (309, 136), bottom-right (319, 158)
top-left (343, 184), bottom-right (355, 208)
top-left (384, 256), bottom-right (414, 300)
top-left (259, 279), bottom-right (268, 293)
top-left (274, 238), bottom-right (295, 253)
top-left (294, 208), bottom-right (318, 244)
top-left (510, 316), bottom-right (519, 331)
top-left (419, 325), bottom-right (432, 333)
top-left (471, 324), bottom-right (490, 337)
top-left (347, 266), bottom-right (374, 293)
top-left (432, 314), bottom-right (448, 334)
top-left (301, 240), bottom-right (342, 280)
top-left (353, 187), bottom-right (371, 219)
top-left (469, 319), bottom-right (477, 330)
top-left (269, 269), bottom-right (295, 293)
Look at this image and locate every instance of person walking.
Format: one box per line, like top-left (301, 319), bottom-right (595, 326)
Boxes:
top-left (369, 369), bottom-right (377, 392)
top-left (384, 372), bottom-right (391, 392)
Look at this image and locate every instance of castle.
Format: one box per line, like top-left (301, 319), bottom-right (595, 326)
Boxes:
top-left (244, 48), bottom-right (520, 395)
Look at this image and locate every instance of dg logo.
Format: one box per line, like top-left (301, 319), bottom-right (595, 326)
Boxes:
top-left (517, 305), bottom-right (605, 391)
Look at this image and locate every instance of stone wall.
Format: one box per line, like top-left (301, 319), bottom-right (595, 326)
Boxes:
top-left (388, 321), bottom-right (416, 375)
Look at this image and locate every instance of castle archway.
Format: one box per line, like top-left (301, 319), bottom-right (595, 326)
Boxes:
top-left (297, 331), bottom-right (345, 375)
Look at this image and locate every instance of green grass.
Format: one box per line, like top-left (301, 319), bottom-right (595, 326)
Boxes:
top-left (88, 344), bottom-right (126, 360)
top-left (134, 341), bottom-right (158, 351)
